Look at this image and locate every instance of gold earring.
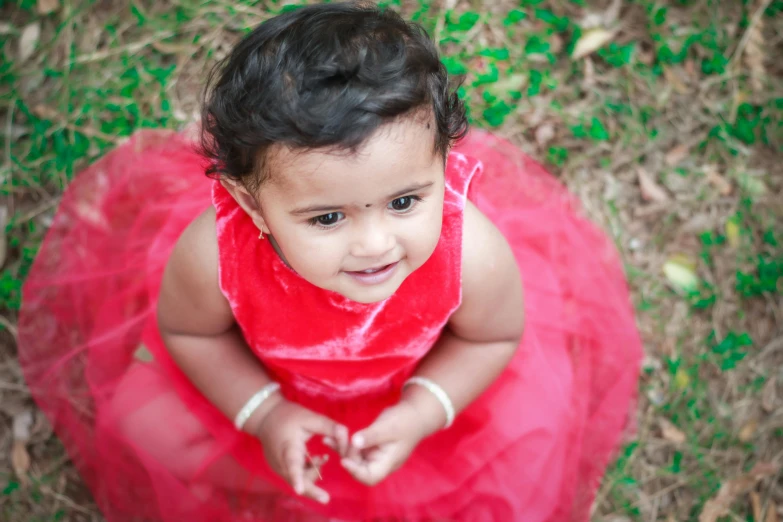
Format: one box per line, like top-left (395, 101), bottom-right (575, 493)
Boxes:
top-left (258, 230), bottom-right (265, 240)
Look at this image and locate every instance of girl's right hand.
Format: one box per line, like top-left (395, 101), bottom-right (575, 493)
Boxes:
top-left (254, 396), bottom-right (349, 504)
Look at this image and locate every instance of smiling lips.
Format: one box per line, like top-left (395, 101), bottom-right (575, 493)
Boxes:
top-left (345, 261), bottom-right (399, 285)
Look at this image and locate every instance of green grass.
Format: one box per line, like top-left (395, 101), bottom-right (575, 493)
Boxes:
top-left (1, 0), bottom-right (782, 520)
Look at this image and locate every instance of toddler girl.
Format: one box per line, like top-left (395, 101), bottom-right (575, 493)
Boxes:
top-left (19, 3), bottom-right (643, 521)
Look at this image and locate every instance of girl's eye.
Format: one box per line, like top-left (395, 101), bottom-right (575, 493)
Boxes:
top-left (389, 196), bottom-right (420, 212)
top-left (310, 212), bottom-right (344, 228)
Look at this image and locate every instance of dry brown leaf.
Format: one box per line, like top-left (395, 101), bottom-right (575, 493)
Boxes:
top-left (665, 144), bottom-right (690, 167)
top-left (18, 22), bottom-right (40, 62)
top-left (11, 442), bottom-right (30, 483)
top-left (637, 167), bottom-right (670, 203)
top-left (761, 377), bottom-right (777, 413)
top-left (659, 418), bottom-right (686, 444)
top-left (663, 67), bottom-right (690, 95)
top-left (32, 104), bottom-right (59, 121)
top-left (37, 0), bottom-right (59, 15)
top-left (572, 28), bottom-right (615, 60)
top-left (705, 167), bottom-right (733, 196)
top-left (698, 462), bottom-right (779, 522)
top-left (751, 491), bottom-right (763, 522)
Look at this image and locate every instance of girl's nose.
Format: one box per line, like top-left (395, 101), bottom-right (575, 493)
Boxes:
top-left (350, 220), bottom-right (395, 259)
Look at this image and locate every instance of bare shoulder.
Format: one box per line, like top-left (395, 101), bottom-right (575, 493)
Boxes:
top-left (158, 207), bottom-right (234, 335)
top-left (172, 206), bottom-right (219, 269)
top-left (448, 200), bottom-right (524, 342)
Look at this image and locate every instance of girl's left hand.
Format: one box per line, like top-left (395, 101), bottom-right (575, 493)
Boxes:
top-left (332, 400), bottom-right (431, 486)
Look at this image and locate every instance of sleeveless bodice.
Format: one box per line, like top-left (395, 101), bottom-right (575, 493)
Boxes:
top-left (212, 152), bottom-right (481, 422)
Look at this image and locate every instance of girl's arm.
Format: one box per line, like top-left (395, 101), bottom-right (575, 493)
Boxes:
top-left (158, 208), bottom-right (346, 503)
top-left (400, 200), bottom-right (524, 436)
top-left (158, 208), bottom-right (280, 436)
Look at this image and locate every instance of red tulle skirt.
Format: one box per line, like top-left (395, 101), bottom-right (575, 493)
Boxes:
top-left (18, 128), bottom-right (643, 521)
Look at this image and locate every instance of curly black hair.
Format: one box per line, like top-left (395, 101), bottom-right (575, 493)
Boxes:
top-left (200, 1), bottom-right (468, 190)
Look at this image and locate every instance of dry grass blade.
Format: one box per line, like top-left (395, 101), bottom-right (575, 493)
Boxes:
top-left (603, 0), bottom-right (622, 25)
top-left (742, 0), bottom-right (769, 93)
top-left (0, 205), bottom-right (7, 268)
top-left (766, 500), bottom-right (778, 522)
top-left (698, 463), bottom-right (779, 522)
top-left (761, 377), bottom-right (777, 413)
top-left (751, 491), bottom-right (763, 522)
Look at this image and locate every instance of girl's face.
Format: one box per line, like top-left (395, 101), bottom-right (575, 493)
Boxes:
top-left (231, 117), bottom-right (446, 303)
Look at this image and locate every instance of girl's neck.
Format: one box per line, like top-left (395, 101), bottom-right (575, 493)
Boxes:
top-left (268, 234), bottom-right (293, 270)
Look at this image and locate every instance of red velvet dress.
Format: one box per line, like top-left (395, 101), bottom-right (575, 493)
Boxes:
top-left (18, 128), bottom-right (643, 521)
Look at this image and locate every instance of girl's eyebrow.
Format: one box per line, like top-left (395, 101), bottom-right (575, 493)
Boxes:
top-left (387, 181), bottom-right (434, 200)
top-left (290, 181), bottom-right (435, 215)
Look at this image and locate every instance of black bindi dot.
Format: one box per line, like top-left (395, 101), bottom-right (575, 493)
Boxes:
top-left (365, 203), bottom-right (371, 208)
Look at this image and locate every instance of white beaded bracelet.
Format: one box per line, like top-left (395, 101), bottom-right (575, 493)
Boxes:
top-left (403, 376), bottom-right (455, 428)
top-left (233, 383), bottom-right (281, 431)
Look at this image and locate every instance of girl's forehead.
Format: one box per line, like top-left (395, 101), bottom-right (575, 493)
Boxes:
top-left (264, 118), bottom-right (441, 196)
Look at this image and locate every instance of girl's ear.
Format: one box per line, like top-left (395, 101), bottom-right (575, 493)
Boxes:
top-left (220, 179), bottom-right (271, 236)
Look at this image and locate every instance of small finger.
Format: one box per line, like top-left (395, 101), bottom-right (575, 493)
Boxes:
top-left (351, 423), bottom-right (395, 451)
top-left (344, 438), bottom-right (362, 463)
top-left (302, 480), bottom-right (330, 504)
top-left (322, 436), bottom-right (336, 449)
top-left (340, 458), bottom-right (369, 483)
top-left (334, 425), bottom-right (350, 457)
top-left (304, 413), bottom-right (345, 440)
top-left (341, 457), bottom-right (387, 486)
top-left (282, 443), bottom-right (306, 495)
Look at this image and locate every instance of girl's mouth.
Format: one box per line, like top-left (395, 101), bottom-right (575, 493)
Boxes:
top-left (345, 262), bottom-right (399, 285)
